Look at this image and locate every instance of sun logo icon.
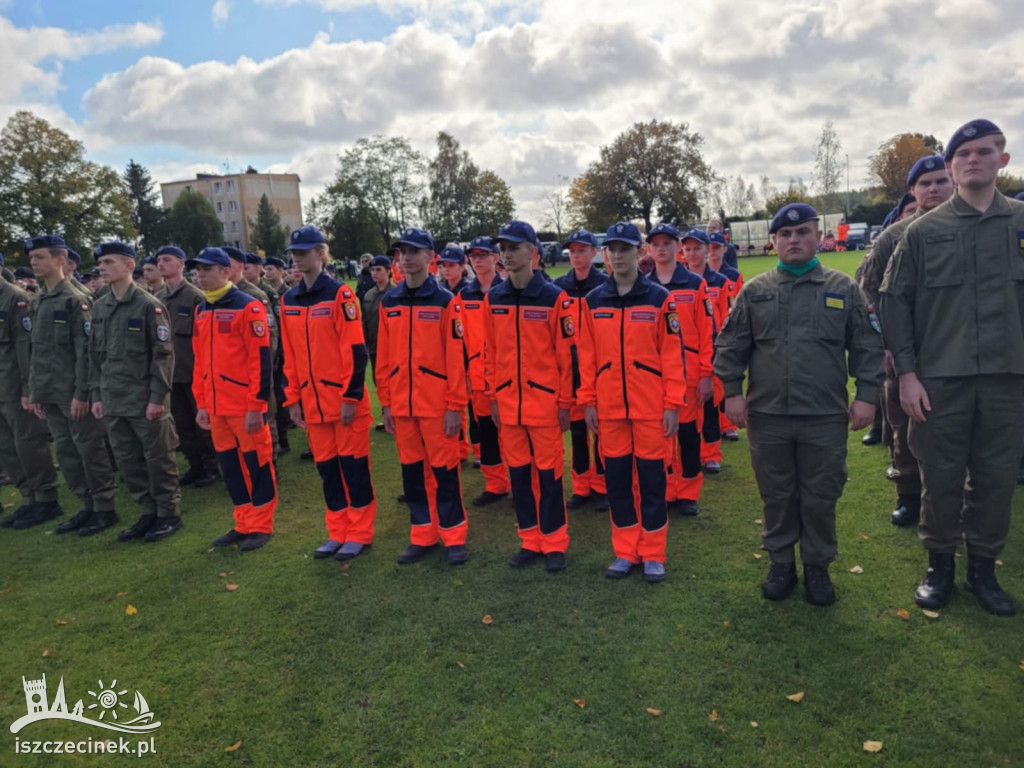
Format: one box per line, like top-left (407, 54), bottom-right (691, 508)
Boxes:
top-left (86, 680), bottom-right (129, 720)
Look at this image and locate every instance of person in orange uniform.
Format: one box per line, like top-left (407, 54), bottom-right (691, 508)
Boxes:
top-left (681, 229), bottom-right (727, 474)
top-left (554, 229), bottom-right (608, 511)
top-left (485, 221), bottom-right (576, 572)
top-left (437, 245), bottom-right (472, 461)
top-left (376, 228), bottom-right (469, 566)
top-left (281, 226), bottom-right (376, 561)
top-left (460, 236), bottom-right (510, 506)
top-left (189, 247), bottom-right (277, 552)
top-left (708, 231), bottom-right (743, 442)
top-left (578, 222), bottom-right (685, 583)
top-left (649, 223), bottom-right (714, 516)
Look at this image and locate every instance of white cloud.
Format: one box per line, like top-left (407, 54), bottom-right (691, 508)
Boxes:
top-left (212, 0), bottom-right (232, 26)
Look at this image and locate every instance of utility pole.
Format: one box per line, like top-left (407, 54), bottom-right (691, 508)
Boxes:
top-left (845, 154), bottom-right (850, 219)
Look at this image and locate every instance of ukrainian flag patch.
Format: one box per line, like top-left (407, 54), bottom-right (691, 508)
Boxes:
top-left (824, 292), bottom-right (845, 310)
top-left (1018, 230), bottom-right (1024, 249)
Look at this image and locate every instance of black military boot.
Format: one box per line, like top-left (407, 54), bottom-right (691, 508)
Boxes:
top-left (1, 503), bottom-right (33, 528)
top-left (861, 427), bottom-right (882, 446)
top-left (118, 514), bottom-right (156, 541)
top-left (10, 501), bottom-right (63, 529)
top-left (78, 510), bottom-right (119, 537)
top-left (761, 562), bottom-right (798, 601)
top-left (914, 552), bottom-right (955, 610)
top-left (803, 563), bottom-right (836, 606)
top-left (965, 556), bottom-right (1014, 616)
top-left (55, 509), bottom-right (92, 534)
top-left (890, 495), bottom-right (921, 527)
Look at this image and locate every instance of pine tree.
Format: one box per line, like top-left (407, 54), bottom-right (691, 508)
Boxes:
top-left (249, 194), bottom-right (288, 257)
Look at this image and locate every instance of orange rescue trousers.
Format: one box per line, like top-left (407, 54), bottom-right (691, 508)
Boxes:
top-left (306, 413), bottom-right (376, 544)
top-left (500, 423), bottom-right (569, 553)
top-left (600, 418), bottom-right (669, 563)
top-left (394, 416), bottom-right (468, 546)
top-left (210, 414), bottom-right (277, 534)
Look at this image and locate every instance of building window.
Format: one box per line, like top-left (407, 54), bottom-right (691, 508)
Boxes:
top-left (217, 202), bottom-right (223, 212)
top-left (235, 240), bottom-right (241, 248)
top-left (229, 200), bottom-right (237, 211)
top-left (185, 185), bottom-right (192, 193)
top-left (214, 182), bottom-right (222, 193)
top-left (222, 223), bottom-right (226, 233)
top-left (231, 221), bottom-right (239, 232)
top-left (226, 180), bottom-right (235, 192)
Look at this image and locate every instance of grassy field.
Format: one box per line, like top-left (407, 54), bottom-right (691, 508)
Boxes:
top-left (2, 250), bottom-right (1023, 767)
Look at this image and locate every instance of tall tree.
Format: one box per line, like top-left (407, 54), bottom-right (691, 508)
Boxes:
top-left (425, 132), bottom-right (479, 242)
top-left (569, 120), bottom-right (713, 232)
top-left (249, 193), bottom-right (288, 257)
top-left (469, 170), bottom-right (515, 236)
top-left (868, 133), bottom-right (944, 200)
top-left (307, 178), bottom-right (384, 261)
top-left (764, 177), bottom-right (810, 217)
top-left (0, 110), bottom-right (134, 265)
top-left (542, 175), bottom-right (570, 242)
top-left (123, 159), bottom-right (168, 255)
top-left (812, 120), bottom-right (843, 213)
top-left (166, 190), bottom-right (223, 256)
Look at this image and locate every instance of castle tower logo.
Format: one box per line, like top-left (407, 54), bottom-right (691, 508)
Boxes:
top-left (11, 674), bottom-right (161, 735)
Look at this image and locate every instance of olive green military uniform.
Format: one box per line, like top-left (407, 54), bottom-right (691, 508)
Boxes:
top-left (715, 263), bottom-right (884, 564)
top-left (361, 281), bottom-right (392, 384)
top-left (156, 279), bottom-right (218, 476)
top-left (860, 214), bottom-right (922, 498)
top-left (236, 278), bottom-right (281, 456)
top-left (261, 278), bottom-right (292, 450)
top-left (29, 278), bottom-right (117, 514)
top-left (879, 192), bottom-right (1024, 558)
top-left (0, 280), bottom-right (58, 507)
top-left (89, 282), bottom-right (181, 520)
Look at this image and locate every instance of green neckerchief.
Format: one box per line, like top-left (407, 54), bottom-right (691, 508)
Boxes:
top-left (776, 256), bottom-right (820, 277)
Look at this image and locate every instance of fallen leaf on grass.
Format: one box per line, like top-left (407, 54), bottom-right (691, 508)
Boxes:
top-left (645, 708), bottom-right (662, 716)
top-left (722, 621), bottom-right (730, 629)
top-left (456, 661), bottom-right (465, 669)
top-left (996, 560), bottom-right (1004, 566)
top-left (785, 692), bottom-right (804, 703)
top-left (125, 604), bottom-right (138, 615)
top-left (42, 649), bottom-right (50, 657)
top-left (709, 710), bottom-right (719, 722)
top-left (754, 519), bottom-right (762, 524)
top-left (862, 535), bottom-right (870, 541)
top-left (225, 584), bottom-right (239, 592)
top-left (848, 565), bottom-right (863, 574)
top-left (896, 609), bottom-right (910, 621)
top-left (481, 614), bottom-right (494, 625)
top-left (56, 619), bottom-right (68, 626)
top-left (218, 572), bottom-right (227, 578)
top-left (0, 586), bottom-right (12, 595)
top-left (752, 553), bottom-right (763, 559)
top-left (750, 721), bottom-right (758, 728)
top-left (717, 725), bottom-right (725, 732)
top-left (863, 740), bottom-right (883, 753)
top-left (115, 591), bottom-right (128, 597)
top-left (574, 699), bottom-right (585, 709)
top-left (225, 740), bottom-right (242, 753)
top-left (340, 563), bottom-right (350, 571)
top-left (922, 610), bottom-right (940, 619)
top-left (1019, 661), bottom-right (1024, 672)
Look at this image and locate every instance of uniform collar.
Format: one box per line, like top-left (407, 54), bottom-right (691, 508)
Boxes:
top-left (568, 266), bottom-right (603, 286)
top-left (653, 262), bottom-right (693, 286)
top-left (110, 281), bottom-right (139, 304)
top-left (208, 285), bottom-right (241, 306)
top-left (397, 273), bottom-right (440, 298)
top-left (494, 270), bottom-right (547, 298)
top-left (295, 270), bottom-right (334, 296)
top-left (776, 260), bottom-right (825, 283)
top-left (596, 272), bottom-right (652, 298)
top-left (950, 190), bottom-right (1013, 219)
top-left (467, 273), bottom-right (502, 294)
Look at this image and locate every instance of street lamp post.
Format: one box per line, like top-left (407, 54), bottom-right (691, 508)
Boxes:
top-left (845, 154), bottom-right (851, 219)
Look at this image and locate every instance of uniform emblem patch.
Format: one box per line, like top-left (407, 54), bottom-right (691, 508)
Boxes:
top-left (453, 318), bottom-right (464, 339)
top-left (561, 316), bottom-right (574, 338)
top-left (156, 325), bottom-right (170, 341)
top-left (562, 299), bottom-right (572, 309)
top-left (666, 312), bottom-right (680, 335)
top-left (824, 292), bottom-right (846, 310)
top-left (251, 320), bottom-right (266, 337)
top-left (83, 321), bottom-right (91, 337)
top-left (787, 209), bottom-right (800, 221)
top-left (869, 312), bottom-right (882, 334)
top-left (704, 299), bottom-right (715, 317)
top-left (344, 302), bottom-right (358, 321)
top-left (1018, 231), bottom-right (1024, 249)
top-left (22, 316), bottom-right (31, 331)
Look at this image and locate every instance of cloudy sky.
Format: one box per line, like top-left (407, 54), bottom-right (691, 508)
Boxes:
top-left (3, 0), bottom-right (1023, 223)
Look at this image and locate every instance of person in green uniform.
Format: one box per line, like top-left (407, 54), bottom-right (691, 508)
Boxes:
top-left (89, 242), bottom-right (182, 542)
top-left (155, 245), bottom-right (219, 487)
top-left (263, 256), bottom-right (293, 450)
top-left (880, 119), bottom-right (1024, 616)
top-left (26, 235), bottom-right (119, 536)
top-left (0, 271), bottom-right (61, 529)
top-left (715, 204), bottom-right (884, 606)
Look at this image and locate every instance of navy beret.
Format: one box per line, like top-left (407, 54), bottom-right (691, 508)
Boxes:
top-left (564, 229), bottom-right (599, 248)
top-left (286, 226), bottom-right (327, 252)
top-left (222, 246), bottom-right (245, 263)
top-left (13, 267), bottom-right (35, 279)
top-left (945, 119), bottom-right (1003, 162)
top-left (496, 221), bottom-right (540, 250)
top-left (67, 248), bottom-right (82, 265)
top-left (907, 155), bottom-right (946, 188)
top-left (680, 228), bottom-right (710, 245)
top-left (769, 203), bottom-right (819, 234)
top-left (647, 223), bottom-right (680, 241)
top-left (94, 241), bottom-right (137, 260)
top-left (0, 252), bottom-right (4, 266)
top-left (24, 234), bottom-right (67, 253)
top-left (142, 255), bottom-right (158, 266)
top-left (187, 247), bottom-right (231, 269)
top-left (439, 246), bottom-right (466, 264)
top-left (264, 256), bottom-right (286, 269)
top-left (244, 252), bottom-right (263, 265)
top-left (604, 221), bottom-right (643, 247)
top-left (391, 227), bottom-right (435, 252)
top-left (370, 255), bottom-right (391, 269)
top-left (155, 245), bottom-right (186, 260)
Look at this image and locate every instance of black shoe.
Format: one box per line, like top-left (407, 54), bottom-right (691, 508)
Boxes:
top-left (397, 493), bottom-right (407, 503)
top-left (239, 532), bottom-right (272, 552)
top-left (212, 529), bottom-right (247, 548)
top-left (11, 501), bottom-right (63, 530)
top-left (722, 429), bottom-right (740, 442)
top-left (193, 471), bottom-right (220, 488)
top-left (965, 556), bottom-right (1014, 615)
top-left (678, 499), bottom-right (699, 517)
top-left (144, 517), bottom-right (182, 542)
top-left (861, 428), bottom-right (882, 446)
top-left (472, 459), bottom-right (481, 469)
top-left (447, 545), bottom-right (469, 565)
top-left (55, 509), bottom-right (91, 534)
top-left (509, 548), bottom-right (542, 568)
top-left (761, 562), bottom-right (798, 601)
top-left (278, 443), bottom-right (291, 456)
top-left (545, 551), bottom-right (567, 572)
top-left (592, 493), bottom-right (609, 512)
top-left (375, 422), bottom-right (386, 432)
top-left (179, 466), bottom-right (203, 486)
top-left (914, 552), bottom-right (956, 610)
top-left (890, 495), bottom-right (920, 527)
top-left (78, 510), bottom-right (119, 537)
top-left (118, 514), bottom-right (156, 541)
top-left (704, 461), bottom-right (722, 474)
top-left (472, 490), bottom-right (507, 507)
top-left (300, 449), bottom-right (314, 461)
top-left (803, 563), bottom-right (836, 606)
top-left (565, 493), bottom-right (591, 510)
top-left (0, 503), bottom-right (32, 528)
top-left (397, 543), bottom-right (438, 564)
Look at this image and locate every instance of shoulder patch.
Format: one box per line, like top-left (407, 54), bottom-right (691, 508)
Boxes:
top-left (666, 311), bottom-right (680, 335)
top-left (251, 320), bottom-right (266, 338)
top-left (561, 316), bottom-right (575, 338)
top-left (824, 292), bottom-right (846, 310)
top-left (704, 299), bottom-right (715, 317)
top-left (154, 307), bottom-right (163, 315)
top-left (562, 299), bottom-right (572, 310)
top-left (344, 302), bottom-right (358, 321)
top-left (156, 324), bottom-right (170, 341)
top-left (452, 317), bottom-right (464, 339)
top-left (251, 304), bottom-right (261, 313)
top-left (21, 316), bottom-right (31, 332)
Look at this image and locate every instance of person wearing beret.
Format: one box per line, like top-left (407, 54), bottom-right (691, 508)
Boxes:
top-left (707, 231), bottom-right (744, 442)
top-left (860, 157), bottom-right (953, 529)
top-left (715, 204), bottom-right (883, 606)
top-left (61, 247), bottom-right (92, 300)
top-left (355, 253), bottom-right (375, 302)
top-left (89, 242), bottom-right (181, 542)
top-left (142, 255), bottom-right (165, 294)
top-left (880, 119), bottom-right (1024, 616)
top-left (24, 235), bottom-right (119, 535)
top-left (263, 257), bottom-right (289, 299)
top-left (155, 245), bottom-right (220, 489)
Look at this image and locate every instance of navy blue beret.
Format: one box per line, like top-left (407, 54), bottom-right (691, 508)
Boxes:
top-left (14, 267), bottom-right (35, 279)
top-left (244, 252), bottom-right (263, 265)
top-left (604, 221), bottom-right (643, 247)
top-left (94, 241), bottom-right (136, 260)
top-left (264, 256), bottom-right (286, 269)
top-left (222, 246), bottom-right (245, 263)
top-left (143, 255), bottom-right (158, 266)
top-left (769, 203), bottom-right (820, 234)
top-left (155, 245), bottom-right (187, 260)
top-left (24, 234), bottom-right (67, 253)
top-left (906, 155), bottom-right (946, 188)
top-left (680, 228), bottom-right (710, 245)
top-left (647, 223), bottom-right (680, 241)
top-left (944, 119), bottom-right (1003, 162)
top-left (564, 229), bottom-right (599, 248)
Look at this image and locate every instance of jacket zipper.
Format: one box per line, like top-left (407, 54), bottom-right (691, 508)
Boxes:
top-left (209, 306), bottom-right (217, 414)
top-left (407, 302), bottom-right (414, 414)
top-left (619, 299), bottom-right (629, 418)
top-left (516, 292), bottom-right (523, 424)
top-left (305, 304), bottom-right (324, 421)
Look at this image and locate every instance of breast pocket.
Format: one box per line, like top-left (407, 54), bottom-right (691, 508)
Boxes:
top-left (174, 306), bottom-right (194, 336)
top-left (1009, 227), bottom-right (1024, 281)
top-left (922, 233), bottom-right (964, 288)
top-left (747, 294), bottom-right (779, 340)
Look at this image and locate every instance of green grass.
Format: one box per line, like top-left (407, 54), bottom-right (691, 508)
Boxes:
top-left (2, 251), bottom-right (1023, 767)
